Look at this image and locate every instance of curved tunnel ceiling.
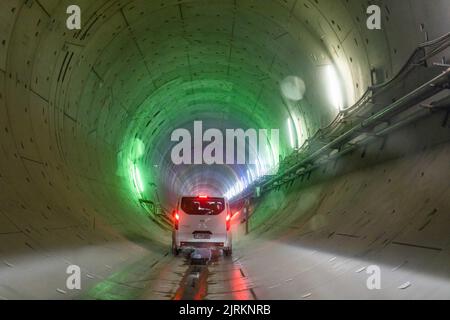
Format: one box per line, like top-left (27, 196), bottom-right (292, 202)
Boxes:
top-left (0, 0), bottom-right (450, 300)
top-left (79, 0), bottom-right (341, 204)
top-left (5, 0), bottom-right (352, 210)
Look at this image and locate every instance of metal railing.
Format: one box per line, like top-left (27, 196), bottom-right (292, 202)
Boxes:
top-left (232, 33), bottom-right (450, 202)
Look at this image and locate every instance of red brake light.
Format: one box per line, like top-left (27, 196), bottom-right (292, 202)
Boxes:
top-left (173, 211), bottom-right (180, 230)
top-left (226, 214), bottom-right (231, 222)
top-left (198, 195), bottom-right (208, 199)
top-left (226, 213), bottom-right (231, 231)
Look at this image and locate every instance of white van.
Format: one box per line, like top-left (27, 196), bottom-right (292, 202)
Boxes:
top-left (171, 195), bottom-right (232, 256)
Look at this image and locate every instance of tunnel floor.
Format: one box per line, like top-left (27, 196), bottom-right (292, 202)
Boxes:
top-left (81, 225), bottom-right (256, 301)
top-left (81, 143), bottom-right (450, 301)
top-left (78, 241), bottom-right (450, 300)
top-left (78, 219), bottom-right (450, 301)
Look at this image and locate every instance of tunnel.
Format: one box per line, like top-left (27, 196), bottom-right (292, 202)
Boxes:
top-left (0, 0), bottom-right (450, 300)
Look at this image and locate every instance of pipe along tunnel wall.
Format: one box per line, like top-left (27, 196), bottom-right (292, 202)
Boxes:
top-left (0, 1), bottom-right (450, 299)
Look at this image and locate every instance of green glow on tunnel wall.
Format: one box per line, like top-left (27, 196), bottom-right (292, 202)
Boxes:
top-left (130, 138), bottom-right (145, 161)
top-left (131, 163), bottom-right (144, 195)
top-left (122, 138), bottom-right (148, 200)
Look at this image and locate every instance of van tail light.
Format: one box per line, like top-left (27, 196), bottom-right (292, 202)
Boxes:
top-left (174, 212), bottom-right (180, 230)
top-left (226, 213), bottom-right (231, 231)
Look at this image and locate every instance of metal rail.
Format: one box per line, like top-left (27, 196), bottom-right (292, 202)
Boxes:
top-left (261, 68), bottom-right (450, 190)
top-left (230, 34), bottom-right (450, 204)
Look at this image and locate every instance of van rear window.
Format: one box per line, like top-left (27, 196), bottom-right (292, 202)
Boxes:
top-left (181, 197), bottom-right (225, 216)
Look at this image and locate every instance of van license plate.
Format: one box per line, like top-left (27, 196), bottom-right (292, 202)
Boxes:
top-left (194, 233), bottom-right (211, 240)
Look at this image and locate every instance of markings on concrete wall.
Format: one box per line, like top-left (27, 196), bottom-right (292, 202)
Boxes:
top-left (30, 88), bottom-right (49, 103)
top-left (335, 233), bottom-right (360, 239)
top-left (390, 241), bottom-right (442, 252)
top-left (35, 0), bottom-right (51, 18)
top-left (63, 112), bottom-right (77, 123)
top-left (57, 51), bottom-right (74, 83)
top-left (398, 282), bottom-right (412, 290)
top-left (20, 155), bottom-right (45, 166)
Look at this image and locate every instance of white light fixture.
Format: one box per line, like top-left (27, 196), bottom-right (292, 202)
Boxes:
top-left (325, 65), bottom-right (344, 111)
top-left (288, 118), bottom-right (296, 149)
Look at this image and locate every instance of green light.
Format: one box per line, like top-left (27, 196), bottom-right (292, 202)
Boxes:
top-left (134, 165), bottom-right (144, 193)
top-left (123, 139), bottom-right (146, 199)
top-left (131, 138), bottom-right (145, 160)
top-left (130, 163), bottom-right (144, 194)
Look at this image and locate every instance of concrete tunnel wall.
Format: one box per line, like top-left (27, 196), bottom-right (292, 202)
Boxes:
top-left (237, 110), bottom-right (450, 299)
top-left (0, 0), bottom-right (449, 299)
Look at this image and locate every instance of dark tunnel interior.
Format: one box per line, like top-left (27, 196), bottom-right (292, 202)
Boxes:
top-left (0, 0), bottom-right (450, 300)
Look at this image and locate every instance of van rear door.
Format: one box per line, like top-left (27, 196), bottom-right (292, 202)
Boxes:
top-left (179, 197), bottom-right (227, 240)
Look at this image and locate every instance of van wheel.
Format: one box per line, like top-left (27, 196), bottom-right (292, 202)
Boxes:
top-left (224, 247), bottom-right (232, 257)
top-left (172, 242), bottom-right (180, 256)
